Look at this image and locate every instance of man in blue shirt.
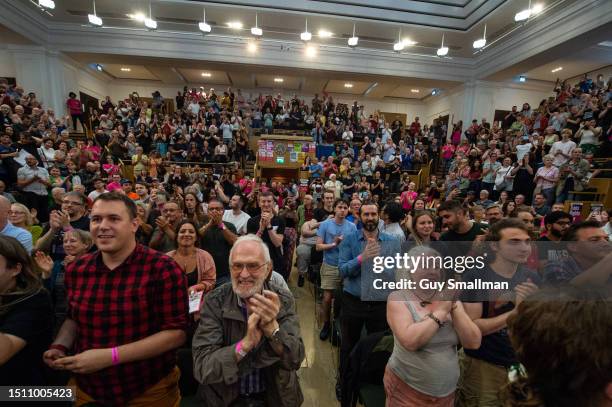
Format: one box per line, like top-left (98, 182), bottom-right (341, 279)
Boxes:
top-left (337, 201), bottom-right (400, 400)
top-left (316, 199), bottom-right (356, 341)
top-left (309, 157), bottom-right (323, 179)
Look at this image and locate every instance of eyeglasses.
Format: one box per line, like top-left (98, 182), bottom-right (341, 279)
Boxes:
top-left (62, 200), bottom-right (83, 206)
top-left (230, 262), bottom-right (267, 273)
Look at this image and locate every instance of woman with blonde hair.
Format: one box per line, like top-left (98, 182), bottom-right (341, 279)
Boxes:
top-left (0, 236), bottom-right (53, 385)
top-left (34, 229), bottom-right (93, 334)
top-left (8, 203), bottom-right (43, 244)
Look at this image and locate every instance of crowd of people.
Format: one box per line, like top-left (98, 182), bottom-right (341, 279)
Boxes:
top-left (0, 72), bottom-right (611, 407)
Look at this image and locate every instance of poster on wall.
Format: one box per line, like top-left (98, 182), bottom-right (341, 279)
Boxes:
top-left (294, 143), bottom-right (302, 153)
top-left (290, 152), bottom-right (298, 162)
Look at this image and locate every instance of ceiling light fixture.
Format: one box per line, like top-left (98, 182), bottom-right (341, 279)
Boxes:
top-left (515, 1), bottom-right (544, 22)
top-left (551, 66), bottom-right (563, 73)
top-left (473, 24), bottom-right (487, 49)
top-left (301, 19), bottom-right (311, 41)
top-left (437, 33), bottom-right (449, 56)
top-left (143, 2), bottom-right (157, 30)
top-left (274, 78), bottom-right (284, 83)
top-left (305, 44), bottom-right (317, 57)
top-left (411, 89), bottom-right (420, 93)
top-left (431, 89), bottom-right (439, 96)
top-left (120, 67), bottom-right (131, 72)
top-left (95, 64), bottom-right (103, 72)
top-left (251, 13), bottom-right (262, 36)
top-left (198, 8), bottom-right (211, 33)
top-left (318, 29), bottom-right (333, 38)
top-left (247, 41), bottom-right (258, 53)
top-left (201, 72), bottom-right (211, 77)
top-left (348, 23), bottom-right (358, 47)
top-left (519, 75), bottom-right (526, 82)
top-left (393, 29), bottom-right (404, 52)
top-left (344, 83), bottom-right (353, 88)
top-left (128, 13), bottom-right (146, 22)
top-left (88, 0), bottom-right (103, 26)
top-left (38, 0), bottom-right (55, 10)
top-left (227, 21), bottom-right (243, 30)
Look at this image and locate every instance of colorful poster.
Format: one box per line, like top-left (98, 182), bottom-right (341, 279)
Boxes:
top-left (301, 144), bottom-right (309, 152)
top-left (290, 152), bottom-right (298, 162)
top-left (294, 143), bottom-right (302, 152)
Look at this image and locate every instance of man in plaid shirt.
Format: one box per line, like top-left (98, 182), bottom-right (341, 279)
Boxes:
top-left (43, 192), bottom-right (189, 406)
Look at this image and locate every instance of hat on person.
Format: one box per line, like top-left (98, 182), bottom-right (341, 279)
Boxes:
top-left (120, 179), bottom-right (132, 185)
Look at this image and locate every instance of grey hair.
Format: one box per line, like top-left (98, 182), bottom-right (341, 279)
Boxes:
top-left (543, 154), bottom-right (554, 161)
top-left (229, 234), bottom-right (271, 265)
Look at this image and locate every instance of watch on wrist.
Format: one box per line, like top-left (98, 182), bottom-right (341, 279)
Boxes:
top-left (269, 327), bottom-right (281, 344)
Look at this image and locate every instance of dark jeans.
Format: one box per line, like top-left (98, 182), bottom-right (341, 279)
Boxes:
top-left (71, 113), bottom-right (86, 131)
top-left (338, 291), bottom-right (388, 386)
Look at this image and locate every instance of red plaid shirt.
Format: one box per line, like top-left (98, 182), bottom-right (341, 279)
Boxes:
top-left (65, 244), bottom-right (188, 405)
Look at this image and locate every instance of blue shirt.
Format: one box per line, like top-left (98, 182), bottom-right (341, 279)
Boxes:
top-left (338, 230), bottom-right (400, 298)
top-left (1, 222), bottom-right (33, 254)
top-left (309, 163), bottom-right (323, 178)
top-left (317, 218), bottom-right (356, 266)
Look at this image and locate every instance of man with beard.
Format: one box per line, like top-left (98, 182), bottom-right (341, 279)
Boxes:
top-left (537, 211), bottom-right (571, 265)
top-left (149, 200), bottom-right (183, 253)
top-left (439, 200), bottom-right (486, 242)
top-left (200, 198), bottom-right (238, 287)
top-left (543, 221), bottom-right (612, 286)
top-left (457, 219), bottom-right (541, 406)
top-left (484, 204), bottom-right (503, 225)
top-left (337, 202), bottom-right (400, 401)
top-left (223, 194), bottom-right (250, 235)
top-left (247, 191), bottom-right (285, 276)
top-left (192, 235), bottom-right (304, 406)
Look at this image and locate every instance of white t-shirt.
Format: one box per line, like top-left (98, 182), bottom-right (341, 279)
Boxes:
top-left (515, 143), bottom-right (532, 161)
top-left (222, 209), bottom-right (251, 235)
top-left (550, 140), bottom-right (576, 167)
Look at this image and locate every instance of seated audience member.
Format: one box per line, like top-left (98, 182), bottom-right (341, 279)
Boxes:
top-left (457, 219), bottom-right (541, 406)
top-left (503, 286), bottom-right (612, 407)
top-left (0, 196), bottom-right (33, 253)
top-left (385, 246), bottom-right (481, 406)
top-left (543, 221), bottom-right (611, 286)
top-left (43, 193), bottom-right (189, 406)
top-left (192, 234), bottom-right (305, 406)
top-left (0, 236), bottom-right (53, 385)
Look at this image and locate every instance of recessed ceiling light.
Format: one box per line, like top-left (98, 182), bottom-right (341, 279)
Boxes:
top-left (247, 41), bottom-right (258, 53)
top-left (551, 66), bottom-right (563, 73)
top-left (128, 13), bottom-right (146, 22)
top-left (344, 83), bottom-right (353, 88)
top-left (411, 89), bottom-right (419, 93)
top-left (120, 67), bottom-right (131, 72)
top-left (39, 0), bottom-right (55, 10)
top-left (201, 72), bottom-right (211, 77)
top-left (318, 29), bottom-right (333, 38)
top-left (305, 45), bottom-right (317, 57)
top-left (227, 21), bottom-right (243, 30)
top-left (274, 78), bottom-right (284, 83)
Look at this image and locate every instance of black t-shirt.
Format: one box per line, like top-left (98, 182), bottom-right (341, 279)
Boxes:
top-left (440, 222), bottom-right (485, 242)
top-left (461, 266), bottom-right (541, 368)
top-left (200, 221), bottom-right (237, 281)
top-left (313, 207), bottom-right (333, 222)
top-left (341, 176), bottom-right (355, 195)
top-left (0, 289), bottom-right (53, 385)
top-left (247, 215), bottom-right (286, 273)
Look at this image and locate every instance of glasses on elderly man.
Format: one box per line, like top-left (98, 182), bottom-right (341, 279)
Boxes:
top-left (230, 262), bottom-right (267, 273)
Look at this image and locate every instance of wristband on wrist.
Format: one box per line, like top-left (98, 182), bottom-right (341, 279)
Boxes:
top-left (50, 344), bottom-right (68, 353)
top-left (111, 346), bottom-right (120, 365)
top-left (218, 223), bottom-right (225, 230)
top-left (357, 255), bottom-right (363, 265)
top-left (63, 225), bottom-right (74, 232)
top-left (235, 340), bottom-right (248, 358)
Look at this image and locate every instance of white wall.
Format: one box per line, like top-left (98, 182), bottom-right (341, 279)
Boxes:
top-left (0, 49), bottom-right (17, 78)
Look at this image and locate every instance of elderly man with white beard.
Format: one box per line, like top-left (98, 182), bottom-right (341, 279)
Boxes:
top-left (192, 234), bottom-right (305, 407)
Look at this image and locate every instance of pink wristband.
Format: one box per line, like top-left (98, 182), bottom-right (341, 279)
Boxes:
top-left (357, 255), bottom-right (363, 265)
top-left (111, 347), bottom-right (120, 365)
